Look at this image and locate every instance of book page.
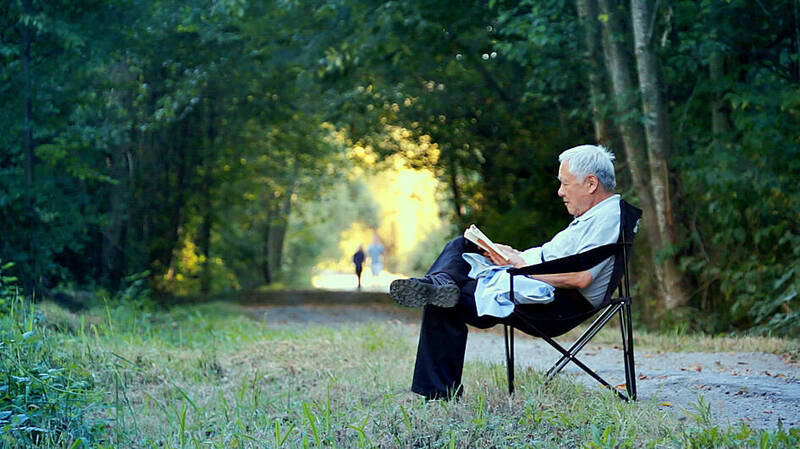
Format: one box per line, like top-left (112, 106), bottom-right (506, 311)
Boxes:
top-left (463, 225), bottom-right (511, 263)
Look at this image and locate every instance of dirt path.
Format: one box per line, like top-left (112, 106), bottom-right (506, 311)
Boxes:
top-left (247, 302), bottom-right (800, 430)
top-left (465, 332), bottom-right (800, 430)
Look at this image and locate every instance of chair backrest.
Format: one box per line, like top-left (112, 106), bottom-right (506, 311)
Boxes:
top-left (507, 198), bottom-right (643, 337)
top-left (600, 199), bottom-right (643, 306)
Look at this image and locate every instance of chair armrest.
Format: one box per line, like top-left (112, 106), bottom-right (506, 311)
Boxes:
top-left (507, 243), bottom-right (624, 276)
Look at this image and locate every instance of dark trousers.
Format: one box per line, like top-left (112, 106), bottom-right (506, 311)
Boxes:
top-left (411, 237), bottom-right (594, 399)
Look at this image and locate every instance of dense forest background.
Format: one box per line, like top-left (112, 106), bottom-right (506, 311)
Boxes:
top-left (1, 0), bottom-right (798, 335)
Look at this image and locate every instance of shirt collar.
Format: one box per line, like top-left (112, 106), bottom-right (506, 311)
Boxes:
top-left (571, 194), bottom-right (620, 224)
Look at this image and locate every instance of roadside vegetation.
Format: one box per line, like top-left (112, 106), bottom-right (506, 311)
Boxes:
top-left (2, 279), bottom-right (798, 448)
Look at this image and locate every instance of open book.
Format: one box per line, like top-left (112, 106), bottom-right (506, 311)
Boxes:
top-left (463, 225), bottom-right (512, 264)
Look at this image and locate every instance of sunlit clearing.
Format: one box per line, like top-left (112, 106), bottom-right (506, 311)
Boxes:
top-left (311, 269), bottom-right (408, 291)
top-left (313, 138), bottom-right (447, 291)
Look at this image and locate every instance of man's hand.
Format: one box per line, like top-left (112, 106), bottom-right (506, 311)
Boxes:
top-left (494, 244), bottom-right (519, 257)
top-left (484, 243), bottom-right (526, 268)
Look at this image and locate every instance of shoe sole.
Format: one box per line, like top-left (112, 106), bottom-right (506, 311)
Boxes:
top-left (389, 279), bottom-right (460, 308)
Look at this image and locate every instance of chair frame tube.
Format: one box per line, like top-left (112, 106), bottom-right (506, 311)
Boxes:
top-left (503, 299), bottom-right (633, 401)
top-left (503, 244), bottom-right (636, 401)
top-left (545, 302), bottom-right (623, 381)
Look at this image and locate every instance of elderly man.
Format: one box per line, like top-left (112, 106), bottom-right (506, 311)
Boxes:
top-left (389, 145), bottom-right (621, 400)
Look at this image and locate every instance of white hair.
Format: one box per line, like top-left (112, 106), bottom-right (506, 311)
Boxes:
top-left (558, 144), bottom-right (616, 191)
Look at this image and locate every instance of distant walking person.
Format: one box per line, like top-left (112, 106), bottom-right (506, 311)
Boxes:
top-left (367, 233), bottom-right (385, 277)
top-left (353, 245), bottom-right (366, 289)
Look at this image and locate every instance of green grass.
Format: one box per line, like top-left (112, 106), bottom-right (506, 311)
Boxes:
top-left (2, 298), bottom-right (799, 448)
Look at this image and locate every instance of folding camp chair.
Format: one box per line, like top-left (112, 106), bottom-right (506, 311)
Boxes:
top-left (503, 199), bottom-right (642, 401)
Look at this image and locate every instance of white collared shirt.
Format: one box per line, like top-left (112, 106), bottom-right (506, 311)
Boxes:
top-left (519, 194), bottom-right (621, 307)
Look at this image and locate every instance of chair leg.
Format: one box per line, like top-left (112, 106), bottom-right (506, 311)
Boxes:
top-left (513, 310), bottom-right (629, 401)
top-left (620, 300), bottom-right (637, 400)
top-left (504, 325), bottom-right (515, 394)
top-left (546, 304), bottom-right (621, 381)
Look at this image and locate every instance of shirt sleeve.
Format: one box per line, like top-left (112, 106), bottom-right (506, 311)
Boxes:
top-left (519, 246), bottom-right (542, 266)
top-left (587, 256), bottom-right (612, 280)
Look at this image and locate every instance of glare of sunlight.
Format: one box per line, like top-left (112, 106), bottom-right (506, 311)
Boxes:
top-left (312, 130), bottom-right (447, 291)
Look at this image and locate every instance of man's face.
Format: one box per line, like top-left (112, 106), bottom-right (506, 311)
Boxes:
top-left (557, 161), bottom-right (594, 217)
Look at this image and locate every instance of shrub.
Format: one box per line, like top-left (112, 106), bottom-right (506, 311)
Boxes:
top-left (0, 270), bottom-right (105, 448)
top-left (0, 261), bottom-right (18, 315)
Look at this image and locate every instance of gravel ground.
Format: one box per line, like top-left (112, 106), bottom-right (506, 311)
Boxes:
top-left (247, 302), bottom-right (800, 430)
top-left (466, 332), bottom-right (800, 430)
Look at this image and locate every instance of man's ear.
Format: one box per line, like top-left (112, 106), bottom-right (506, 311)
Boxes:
top-left (585, 174), bottom-right (599, 193)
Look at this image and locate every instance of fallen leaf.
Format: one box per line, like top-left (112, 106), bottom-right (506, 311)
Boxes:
top-left (659, 402), bottom-right (672, 407)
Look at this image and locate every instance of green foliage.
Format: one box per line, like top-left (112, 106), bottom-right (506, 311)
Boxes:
top-left (319, 0), bottom-right (583, 248)
top-left (0, 0), bottom-right (127, 291)
top-left (1, 0), bottom-right (361, 295)
top-left (668, 0), bottom-right (800, 335)
top-left (0, 0), bottom-right (797, 335)
top-left (0, 261), bottom-right (18, 315)
top-left (0, 275), bottom-right (104, 448)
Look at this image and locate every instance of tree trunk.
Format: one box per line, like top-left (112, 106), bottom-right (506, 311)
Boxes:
top-left (630, 0), bottom-right (689, 309)
top-left (445, 150), bottom-right (464, 218)
top-left (261, 184), bottom-right (294, 286)
top-left (575, 0), bottom-right (613, 144)
top-left (21, 0), bottom-right (34, 192)
top-left (597, 0), bottom-right (673, 307)
top-left (156, 124), bottom-right (188, 285)
top-left (709, 53), bottom-right (731, 138)
top-left (793, 0), bottom-right (800, 83)
top-left (597, 0), bottom-right (651, 201)
top-left (199, 202), bottom-right (212, 294)
top-left (268, 195), bottom-right (288, 281)
top-left (166, 122), bottom-right (187, 274)
top-left (261, 208), bottom-right (273, 284)
top-left (199, 102), bottom-right (216, 294)
top-left (102, 71), bottom-right (138, 287)
top-left (102, 148), bottom-right (127, 287)
top-left (21, 0), bottom-right (38, 294)
top-left (275, 187), bottom-right (293, 270)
